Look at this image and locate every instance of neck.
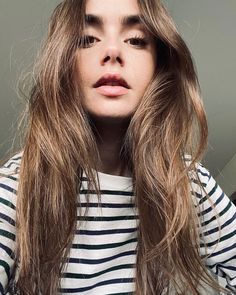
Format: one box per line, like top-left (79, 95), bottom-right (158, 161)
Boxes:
top-left (90, 116), bottom-right (131, 177)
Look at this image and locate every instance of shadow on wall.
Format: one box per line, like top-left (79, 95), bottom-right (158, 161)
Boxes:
top-left (231, 191), bottom-right (236, 205)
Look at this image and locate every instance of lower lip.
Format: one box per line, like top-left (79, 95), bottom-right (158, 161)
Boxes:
top-left (95, 85), bottom-right (129, 97)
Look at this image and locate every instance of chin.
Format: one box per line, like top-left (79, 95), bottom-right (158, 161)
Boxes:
top-left (87, 112), bottom-right (132, 124)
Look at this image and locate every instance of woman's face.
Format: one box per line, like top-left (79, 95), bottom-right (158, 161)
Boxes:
top-left (76, 0), bottom-right (157, 121)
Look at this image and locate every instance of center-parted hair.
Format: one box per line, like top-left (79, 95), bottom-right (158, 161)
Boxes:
top-left (15, 0), bottom-right (226, 294)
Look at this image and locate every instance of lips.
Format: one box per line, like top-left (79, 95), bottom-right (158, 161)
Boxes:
top-left (93, 73), bottom-right (131, 89)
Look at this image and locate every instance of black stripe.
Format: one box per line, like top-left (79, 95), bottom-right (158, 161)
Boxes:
top-left (71, 238), bottom-right (137, 250)
top-left (0, 197), bottom-right (16, 210)
top-left (0, 175), bottom-right (18, 182)
top-left (78, 202), bottom-right (134, 208)
top-left (192, 178), bottom-right (207, 187)
top-left (80, 189), bottom-right (133, 196)
top-left (215, 264), bottom-right (236, 275)
top-left (68, 250), bottom-right (136, 264)
top-left (62, 263), bottom-right (135, 279)
top-left (76, 227), bottom-right (137, 235)
top-left (0, 212), bottom-right (15, 226)
top-left (80, 176), bottom-right (89, 181)
top-left (5, 162), bottom-right (19, 169)
top-left (0, 229), bottom-right (15, 241)
top-left (201, 212), bottom-right (236, 237)
top-left (201, 201), bottom-right (232, 227)
top-left (77, 215), bottom-right (138, 222)
top-left (199, 181), bottom-right (218, 205)
top-left (192, 191), bottom-right (203, 199)
top-left (225, 284), bottom-right (236, 292)
top-left (7, 175), bottom-right (18, 181)
top-left (58, 277), bottom-right (134, 293)
top-left (0, 242), bottom-right (15, 259)
top-left (201, 242), bottom-right (236, 259)
top-left (0, 183), bottom-right (17, 195)
top-left (0, 259), bottom-right (10, 281)
top-left (199, 191), bottom-right (224, 217)
top-left (200, 229), bottom-right (236, 248)
top-left (208, 254), bottom-right (236, 270)
top-left (197, 168), bottom-right (210, 179)
top-left (0, 281), bottom-right (4, 294)
top-left (11, 156), bottom-right (22, 161)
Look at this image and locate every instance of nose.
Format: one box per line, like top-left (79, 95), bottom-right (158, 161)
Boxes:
top-left (101, 45), bottom-right (124, 66)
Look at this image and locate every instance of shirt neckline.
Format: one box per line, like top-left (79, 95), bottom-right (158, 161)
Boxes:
top-left (81, 169), bottom-right (133, 191)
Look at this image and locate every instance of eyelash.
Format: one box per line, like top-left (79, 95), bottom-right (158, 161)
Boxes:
top-left (78, 34), bottom-right (148, 49)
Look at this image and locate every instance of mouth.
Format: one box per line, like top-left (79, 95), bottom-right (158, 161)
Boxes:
top-left (93, 73), bottom-right (130, 88)
top-left (94, 85), bottom-right (130, 97)
top-left (93, 73), bottom-right (130, 97)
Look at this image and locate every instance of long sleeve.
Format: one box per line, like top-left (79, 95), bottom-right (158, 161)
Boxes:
top-left (191, 163), bottom-right (236, 294)
top-left (0, 155), bottom-right (20, 294)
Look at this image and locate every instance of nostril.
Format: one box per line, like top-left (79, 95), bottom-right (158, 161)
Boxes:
top-left (104, 56), bottom-right (110, 62)
top-left (103, 56), bottom-right (123, 64)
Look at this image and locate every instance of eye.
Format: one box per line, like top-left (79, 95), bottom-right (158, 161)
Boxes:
top-left (77, 34), bottom-right (149, 49)
top-left (78, 35), bottom-right (98, 48)
top-left (126, 35), bottom-right (148, 48)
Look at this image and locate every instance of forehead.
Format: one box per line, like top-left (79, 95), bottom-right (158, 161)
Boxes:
top-left (85, 0), bottom-right (140, 25)
top-left (86, 0), bottom-right (139, 13)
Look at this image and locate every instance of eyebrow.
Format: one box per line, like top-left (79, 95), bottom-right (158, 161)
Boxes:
top-left (84, 14), bottom-right (144, 28)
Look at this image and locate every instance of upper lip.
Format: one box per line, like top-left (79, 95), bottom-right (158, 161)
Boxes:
top-left (93, 73), bottom-right (131, 89)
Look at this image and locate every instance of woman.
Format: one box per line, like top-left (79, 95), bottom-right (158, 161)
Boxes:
top-left (0, 0), bottom-right (236, 294)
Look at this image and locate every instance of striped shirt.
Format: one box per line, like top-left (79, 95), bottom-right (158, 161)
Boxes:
top-left (0, 153), bottom-right (236, 294)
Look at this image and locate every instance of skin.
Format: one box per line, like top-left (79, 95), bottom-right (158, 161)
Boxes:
top-left (76, 0), bottom-right (157, 176)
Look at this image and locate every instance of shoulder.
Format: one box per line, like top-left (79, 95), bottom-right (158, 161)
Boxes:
top-left (0, 152), bottom-right (22, 294)
top-left (185, 156), bottom-right (236, 231)
top-left (184, 155), bottom-right (232, 214)
top-left (0, 151), bottom-right (22, 176)
top-left (184, 155), bottom-right (219, 198)
top-left (0, 151), bottom-right (22, 213)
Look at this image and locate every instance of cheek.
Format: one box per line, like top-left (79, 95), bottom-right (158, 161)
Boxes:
top-left (76, 51), bottom-right (95, 82)
top-left (130, 50), bottom-right (155, 74)
top-left (132, 55), bottom-right (155, 93)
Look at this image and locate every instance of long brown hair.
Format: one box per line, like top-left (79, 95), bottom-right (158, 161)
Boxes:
top-left (15, 0), bottom-right (226, 294)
